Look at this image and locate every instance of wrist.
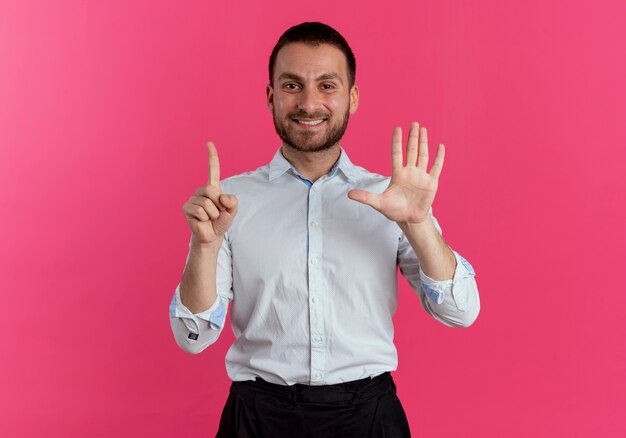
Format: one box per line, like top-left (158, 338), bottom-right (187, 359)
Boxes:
top-left (190, 235), bottom-right (223, 254)
top-left (398, 215), bottom-right (433, 234)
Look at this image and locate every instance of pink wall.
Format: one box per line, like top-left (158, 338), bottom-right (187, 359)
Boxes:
top-left (1, 0), bottom-right (625, 436)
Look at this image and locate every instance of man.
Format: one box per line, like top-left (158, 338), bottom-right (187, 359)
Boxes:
top-left (170, 22), bottom-right (480, 437)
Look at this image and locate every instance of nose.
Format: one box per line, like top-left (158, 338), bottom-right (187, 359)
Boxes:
top-left (297, 87), bottom-right (321, 114)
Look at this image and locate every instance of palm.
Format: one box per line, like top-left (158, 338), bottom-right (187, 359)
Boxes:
top-left (377, 168), bottom-right (438, 223)
top-left (348, 122), bottom-right (444, 225)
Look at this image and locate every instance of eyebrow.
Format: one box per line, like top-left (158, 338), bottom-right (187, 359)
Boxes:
top-left (278, 72), bottom-right (344, 84)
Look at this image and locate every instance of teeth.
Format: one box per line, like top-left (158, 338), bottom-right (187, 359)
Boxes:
top-left (297, 119), bottom-right (324, 126)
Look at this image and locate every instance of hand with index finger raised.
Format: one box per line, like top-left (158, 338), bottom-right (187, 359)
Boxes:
top-left (207, 141), bottom-right (221, 189)
top-left (182, 141), bottom-right (238, 246)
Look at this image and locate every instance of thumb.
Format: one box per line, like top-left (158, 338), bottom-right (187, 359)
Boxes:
top-left (219, 194), bottom-right (238, 216)
top-left (347, 190), bottom-right (381, 211)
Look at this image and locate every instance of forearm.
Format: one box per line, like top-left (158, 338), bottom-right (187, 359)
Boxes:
top-left (180, 236), bottom-right (222, 313)
top-left (398, 216), bottom-right (456, 281)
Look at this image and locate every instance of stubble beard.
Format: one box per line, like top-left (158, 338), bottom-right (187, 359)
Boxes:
top-left (273, 107), bottom-right (351, 153)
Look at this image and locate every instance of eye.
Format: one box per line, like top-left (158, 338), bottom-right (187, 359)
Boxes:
top-left (283, 83), bottom-right (301, 90)
top-left (321, 83), bottom-right (336, 90)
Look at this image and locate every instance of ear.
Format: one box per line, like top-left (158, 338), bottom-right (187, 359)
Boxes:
top-left (266, 84), bottom-right (274, 113)
top-left (349, 84), bottom-right (359, 114)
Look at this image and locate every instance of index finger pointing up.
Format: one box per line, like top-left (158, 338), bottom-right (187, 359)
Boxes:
top-left (207, 141), bottom-right (221, 188)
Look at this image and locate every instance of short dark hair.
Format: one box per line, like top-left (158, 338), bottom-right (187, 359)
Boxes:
top-left (269, 22), bottom-right (356, 87)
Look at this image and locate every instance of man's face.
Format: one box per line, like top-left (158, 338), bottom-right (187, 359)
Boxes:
top-left (267, 42), bottom-right (359, 153)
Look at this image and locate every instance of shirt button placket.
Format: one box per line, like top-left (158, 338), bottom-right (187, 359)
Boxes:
top-left (307, 181), bottom-right (325, 384)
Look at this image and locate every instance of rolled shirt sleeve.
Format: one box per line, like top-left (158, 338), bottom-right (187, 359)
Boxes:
top-left (417, 251), bottom-right (480, 327)
top-left (169, 232), bottom-right (233, 354)
top-left (398, 210), bottom-right (480, 328)
top-left (169, 285), bottom-right (228, 353)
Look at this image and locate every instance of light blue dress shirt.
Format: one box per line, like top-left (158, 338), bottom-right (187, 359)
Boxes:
top-left (170, 147), bottom-right (480, 385)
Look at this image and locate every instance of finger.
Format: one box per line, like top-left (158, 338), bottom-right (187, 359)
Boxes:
top-left (195, 184), bottom-right (225, 210)
top-left (189, 195), bottom-right (221, 220)
top-left (183, 203), bottom-right (209, 222)
top-left (207, 141), bottom-right (221, 188)
top-left (417, 126), bottom-right (429, 170)
top-left (429, 144), bottom-right (445, 179)
top-left (347, 189), bottom-right (382, 211)
top-left (219, 194), bottom-right (238, 217)
top-left (406, 122), bottom-right (419, 167)
top-left (391, 126), bottom-right (403, 171)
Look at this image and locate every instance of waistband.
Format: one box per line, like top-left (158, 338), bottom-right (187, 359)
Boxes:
top-left (231, 372), bottom-right (394, 405)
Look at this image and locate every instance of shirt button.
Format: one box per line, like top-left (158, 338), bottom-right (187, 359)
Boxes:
top-left (311, 296), bottom-right (317, 303)
top-left (314, 336), bottom-right (322, 344)
top-left (310, 257), bottom-right (319, 265)
top-left (313, 373), bottom-right (322, 380)
top-left (310, 220), bottom-right (318, 227)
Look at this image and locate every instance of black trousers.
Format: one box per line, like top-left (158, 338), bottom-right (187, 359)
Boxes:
top-left (216, 372), bottom-right (411, 437)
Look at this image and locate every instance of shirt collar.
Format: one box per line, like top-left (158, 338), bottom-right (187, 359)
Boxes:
top-left (268, 146), bottom-right (357, 183)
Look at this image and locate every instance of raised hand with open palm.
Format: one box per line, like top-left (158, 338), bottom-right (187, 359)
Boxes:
top-left (348, 122), bottom-right (444, 226)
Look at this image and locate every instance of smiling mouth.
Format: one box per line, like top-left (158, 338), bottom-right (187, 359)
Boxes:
top-left (293, 118), bottom-right (326, 126)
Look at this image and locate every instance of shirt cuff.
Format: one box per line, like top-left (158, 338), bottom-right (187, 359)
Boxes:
top-left (418, 251), bottom-right (476, 309)
top-left (169, 285), bottom-right (227, 342)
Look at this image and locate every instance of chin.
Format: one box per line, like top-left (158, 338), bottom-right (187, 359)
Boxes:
top-left (286, 140), bottom-right (336, 153)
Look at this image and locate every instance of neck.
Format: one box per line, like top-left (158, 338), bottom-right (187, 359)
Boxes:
top-left (280, 144), bottom-right (341, 182)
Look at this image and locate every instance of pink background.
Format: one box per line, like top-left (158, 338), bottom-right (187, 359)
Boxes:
top-left (1, 0), bottom-right (625, 436)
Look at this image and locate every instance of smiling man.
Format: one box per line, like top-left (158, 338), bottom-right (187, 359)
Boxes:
top-left (170, 22), bottom-right (480, 437)
top-left (270, 44), bottom-right (357, 156)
